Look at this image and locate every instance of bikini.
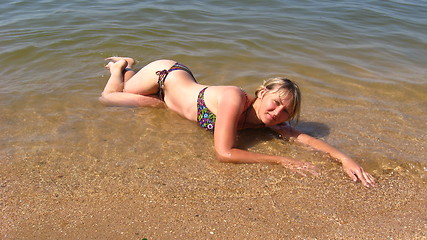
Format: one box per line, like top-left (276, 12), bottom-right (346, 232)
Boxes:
top-left (156, 63), bottom-right (214, 130)
top-left (197, 87), bottom-right (249, 131)
top-left (156, 62), bottom-right (248, 131)
top-left (156, 62), bottom-right (196, 101)
top-left (197, 87), bottom-right (216, 130)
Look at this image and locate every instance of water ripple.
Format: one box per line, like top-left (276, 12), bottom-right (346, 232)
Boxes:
top-left (0, 0), bottom-right (426, 170)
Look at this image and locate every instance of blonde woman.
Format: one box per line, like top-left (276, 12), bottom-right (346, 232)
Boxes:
top-left (100, 57), bottom-right (376, 187)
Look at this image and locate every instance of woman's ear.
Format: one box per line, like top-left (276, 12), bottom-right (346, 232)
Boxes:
top-left (257, 87), bottom-right (267, 98)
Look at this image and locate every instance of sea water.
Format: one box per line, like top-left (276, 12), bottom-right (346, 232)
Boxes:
top-left (1, 0), bottom-right (426, 178)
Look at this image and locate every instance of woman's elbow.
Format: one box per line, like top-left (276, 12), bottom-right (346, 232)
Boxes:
top-left (99, 95), bottom-right (107, 104)
top-left (215, 149), bottom-right (233, 163)
top-left (99, 95), bottom-right (111, 106)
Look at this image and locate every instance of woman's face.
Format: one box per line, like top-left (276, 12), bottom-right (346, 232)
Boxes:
top-left (257, 89), bottom-right (293, 126)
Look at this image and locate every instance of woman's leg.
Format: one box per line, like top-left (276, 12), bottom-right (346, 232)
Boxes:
top-left (104, 57), bottom-right (136, 84)
top-left (101, 59), bottom-right (128, 95)
top-left (123, 59), bottom-right (176, 95)
top-left (100, 59), bottom-right (164, 107)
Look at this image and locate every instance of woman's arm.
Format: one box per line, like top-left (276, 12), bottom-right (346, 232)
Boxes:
top-left (270, 124), bottom-right (376, 187)
top-left (213, 88), bottom-right (317, 176)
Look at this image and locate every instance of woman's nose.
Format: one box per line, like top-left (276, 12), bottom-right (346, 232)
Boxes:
top-left (273, 106), bottom-right (283, 116)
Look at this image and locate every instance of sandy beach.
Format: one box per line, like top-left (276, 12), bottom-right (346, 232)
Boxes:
top-left (1, 137), bottom-right (426, 239)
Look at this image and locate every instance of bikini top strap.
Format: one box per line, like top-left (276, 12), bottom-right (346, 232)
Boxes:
top-left (241, 88), bottom-right (248, 106)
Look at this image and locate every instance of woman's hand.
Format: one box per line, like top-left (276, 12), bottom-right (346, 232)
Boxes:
top-left (270, 124), bottom-right (377, 187)
top-left (280, 158), bottom-right (319, 177)
top-left (342, 158), bottom-right (376, 187)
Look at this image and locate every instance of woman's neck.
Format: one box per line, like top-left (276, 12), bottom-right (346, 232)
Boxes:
top-left (242, 99), bottom-right (264, 129)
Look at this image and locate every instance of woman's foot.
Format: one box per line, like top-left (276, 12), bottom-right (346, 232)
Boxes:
top-left (105, 57), bottom-right (136, 69)
top-left (105, 59), bottom-right (128, 73)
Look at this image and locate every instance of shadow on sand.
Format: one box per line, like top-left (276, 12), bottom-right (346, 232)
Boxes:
top-left (237, 121), bottom-right (330, 149)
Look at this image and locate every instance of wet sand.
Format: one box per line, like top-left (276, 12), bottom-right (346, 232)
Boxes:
top-left (1, 125), bottom-right (426, 239)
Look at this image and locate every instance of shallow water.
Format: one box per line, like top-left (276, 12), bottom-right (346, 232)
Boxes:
top-left (1, 1), bottom-right (427, 237)
top-left (1, 0), bottom-right (427, 238)
top-left (1, 0), bottom-right (425, 176)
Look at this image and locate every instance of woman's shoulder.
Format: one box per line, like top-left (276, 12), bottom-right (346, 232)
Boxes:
top-left (208, 86), bottom-right (253, 109)
top-left (214, 86), bottom-right (256, 103)
top-left (210, 85), bottom-right (247, 97)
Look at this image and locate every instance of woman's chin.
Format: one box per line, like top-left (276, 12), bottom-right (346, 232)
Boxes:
top-left (262, 119), bottom-right (276, 127)
top-left (264, 119), bottom-right (285, 127)
top-left (260, 115), bottom-right (281, 127)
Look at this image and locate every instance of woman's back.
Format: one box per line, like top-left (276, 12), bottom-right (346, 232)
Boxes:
top-left (162, 73), bottom-right (207, 121)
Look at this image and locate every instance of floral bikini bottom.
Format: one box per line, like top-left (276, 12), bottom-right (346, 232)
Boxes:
top-left (156, 62), bottom-right (196, 101)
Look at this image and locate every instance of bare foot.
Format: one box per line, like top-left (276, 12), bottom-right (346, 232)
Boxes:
top-left (105, 57), bottom-right (136, 70)
top-left (106, 59), bottom-right (128, 73)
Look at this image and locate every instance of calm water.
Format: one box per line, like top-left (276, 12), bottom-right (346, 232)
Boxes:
top-left (1, 0), bottom-right (426, 178)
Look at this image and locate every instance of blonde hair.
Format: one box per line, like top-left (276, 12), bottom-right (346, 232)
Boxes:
top-left (255, 77), bottom-right (301, 123)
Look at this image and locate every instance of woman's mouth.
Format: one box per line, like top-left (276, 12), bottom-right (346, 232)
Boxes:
top-left (267, 113), bottom-right (276, 121)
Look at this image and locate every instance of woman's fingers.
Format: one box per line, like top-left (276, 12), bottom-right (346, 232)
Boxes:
top-left (287, 161), bottom-right (377, 188)
top-left (346, 169), bottom-right (358, 182)
top-left (358, 171), bottom-right (370, 187)
top-left (346, 168), bottom-right (377, 187)
top-left (295, 169), bottom-right (307, 177)
top-left (291, 162), bottom-right (318, 177)
top-left (303, 164), bottom-right (319, 176)
top-left (363, 171), bottom-right (377, 187)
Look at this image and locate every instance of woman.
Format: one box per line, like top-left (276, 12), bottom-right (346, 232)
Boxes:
top-left (100, 57), bottom-right (376, 187)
